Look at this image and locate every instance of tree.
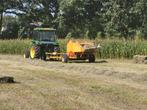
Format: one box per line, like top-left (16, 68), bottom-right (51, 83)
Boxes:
top-left (102, 0), bottom-right (147, 38)
top-left (57, 0), bottom-right (104, 38)
top-left (17, 0), bottom-right (59, 38)
top-left (0, 0), bottom-right (22, 32)
top-left (0, 0), bottom-right (147, 39)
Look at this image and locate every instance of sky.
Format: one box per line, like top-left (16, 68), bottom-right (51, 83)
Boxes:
top-left (4, 9), bottom-right (25, 17)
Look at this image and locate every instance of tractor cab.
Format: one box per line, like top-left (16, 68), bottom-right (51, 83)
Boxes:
top-left (32, 28), bottom-right (57, 44)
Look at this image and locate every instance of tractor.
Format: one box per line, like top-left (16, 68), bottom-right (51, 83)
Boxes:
top-left (24, 28), bottom-right (60, 61)
top-left (24, 27), bottom-right (99, 63)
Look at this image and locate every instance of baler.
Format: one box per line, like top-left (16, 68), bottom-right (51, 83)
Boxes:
top-left (61, 40), bottom-right (97, 63)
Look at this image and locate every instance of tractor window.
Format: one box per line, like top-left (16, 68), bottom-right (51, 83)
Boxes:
top-left (33, 31), bottom-right (56, 42)
top-left (40, 31), bottom-right (56, 41)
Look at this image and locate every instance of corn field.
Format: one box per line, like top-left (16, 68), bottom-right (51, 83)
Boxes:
top-left (0, 39), bottom-right (31, 55)
top-left (0, 39), bottom-right (147, 59)
top-left (96, 39), bottom-right (147, 59)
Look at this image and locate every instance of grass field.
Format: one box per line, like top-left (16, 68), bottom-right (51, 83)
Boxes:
top-left (0, 55), bottom-right (147, 110)
top-left (0, 39), bottom-right (147, 59)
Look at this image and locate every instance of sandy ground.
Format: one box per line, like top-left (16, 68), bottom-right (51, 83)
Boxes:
top-left (0, 55), bottom-right (147, 110)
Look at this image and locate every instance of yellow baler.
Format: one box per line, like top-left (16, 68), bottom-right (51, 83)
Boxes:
top-left (62, 40), bottom-right (97, 63)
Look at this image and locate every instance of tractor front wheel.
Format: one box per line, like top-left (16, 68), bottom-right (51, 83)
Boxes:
top-left (24, 48), bottom-right (30, 58)
top-left (30, 46), bottom-right (41, 59)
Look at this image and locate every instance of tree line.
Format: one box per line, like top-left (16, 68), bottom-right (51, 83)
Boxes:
top-left (0, 0), bottom-right (146, 39)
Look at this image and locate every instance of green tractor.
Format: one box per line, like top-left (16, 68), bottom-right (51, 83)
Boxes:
top-left (24, 28), bottom-right (60, 61)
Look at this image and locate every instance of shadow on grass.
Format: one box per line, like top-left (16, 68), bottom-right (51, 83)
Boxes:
top-left (43, 59), bottom-right (108, 64)
top-left (68, 60), bottom-right (108, 64)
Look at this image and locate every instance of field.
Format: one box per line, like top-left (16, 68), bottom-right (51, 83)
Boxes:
top-left (0, 55), bottom-right (147, 110)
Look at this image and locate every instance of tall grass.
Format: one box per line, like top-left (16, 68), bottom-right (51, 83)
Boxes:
top-left (0, 39), bottom-right (147, 59)
top-left (96, 39), bottom-right (147, 59)
top-left (0, 39), bottom-right (30, 55)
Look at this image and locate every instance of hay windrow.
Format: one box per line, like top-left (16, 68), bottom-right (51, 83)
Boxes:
top-left (133, 55), bottom-right (147, 64)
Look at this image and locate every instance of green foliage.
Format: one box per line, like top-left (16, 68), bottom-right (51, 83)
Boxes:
top-left (58, 39), bottom-right (67, 52)
top-left (134, 31), bottom-right (143, 42)
top-left (84, 31), bottom-right (89, 39)
top-left (57, 0), bottom-right (103, 38)
top-left (65, 32), bottom-right (72, 39)
top-left (0, 0), bottom-right (147, 39)
top-left (2, 20), bottom-right (19, 39)
top-left (96, 32), bottom-right (103, 39)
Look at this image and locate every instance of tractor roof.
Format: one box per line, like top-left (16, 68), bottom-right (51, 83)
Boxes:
top-left (34, 28), bottom-right (56, 31)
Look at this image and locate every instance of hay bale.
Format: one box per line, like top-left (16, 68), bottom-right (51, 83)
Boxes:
top-left (0, 76), bottom-right (15, 83)
top-left (133, 55), bottom-right (147, 64)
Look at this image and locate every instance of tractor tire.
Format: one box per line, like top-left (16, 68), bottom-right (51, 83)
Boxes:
top-left (30, 46), bottom-right (41, 59)
top-left (62, 54), bottom-right (68, 63)
top-left (88, 54), bottom-right (95, 63)
top-left (24, 48), bottom-right (30, 58)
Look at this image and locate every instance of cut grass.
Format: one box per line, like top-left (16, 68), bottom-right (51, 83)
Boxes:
top-left (90, 84), bottom-right (147, 105)
top-left (0, 55), bottom-right (147, 110)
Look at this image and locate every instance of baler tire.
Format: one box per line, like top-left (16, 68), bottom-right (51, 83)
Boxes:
top-left (24, 48), bottom-right (30, 58)
top-left (62, 54), bottom-right (68, 63)
top-left (88, 54), bottom-right (95, 63)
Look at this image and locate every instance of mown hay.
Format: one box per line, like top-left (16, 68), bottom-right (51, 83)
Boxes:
top-left (133, 55), bottom-right (147, 64)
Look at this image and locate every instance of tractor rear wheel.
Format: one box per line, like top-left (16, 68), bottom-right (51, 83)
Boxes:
top-left (62, 54), bottom-right (68, 63)
top-left (24, 48), bottom-right (30, 58)
top-left (88, 54), bottom-right (95, 63)
top-left (30, 46), bottom-right (41, 59)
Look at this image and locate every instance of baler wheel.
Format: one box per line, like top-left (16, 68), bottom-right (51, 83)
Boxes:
top-left (88, 54), bottom-right (95, 63)
top-left (62, 54), bottom-right (68, 63)
top-left (41, 52), bottom-right (47, 61)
